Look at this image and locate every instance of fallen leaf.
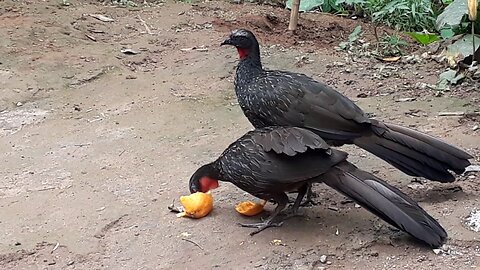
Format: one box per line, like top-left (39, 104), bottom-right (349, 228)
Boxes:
top-left (438, 111), bottom-right (465, 116)
top-left (465, 165), bottom-right (480, 172)
top-left (396, 97), bottom-right (416, 102)
top-left (85, 34), bottom-right (96, 42)
top-left (180, 232), bottom-right (192, 238)
top-left (121, 48), bottom-right (140, 55)
top-left (89, 14), bottom-right (114, 22)
top-left (271, 239), bottom-right (283, 246)
top-left (180, 46), bottom-right (208, 52)
top-left (381, 56), bottom-right (401, 62)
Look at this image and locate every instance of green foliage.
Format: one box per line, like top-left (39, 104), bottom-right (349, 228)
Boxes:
top-left (436, 0), bottom-right (480, 39)
top-left (338, 26), bottom-right (363, 50)
top-left (440, 27), bottom-right (456, 38)
top-left (436, 0), bottom-right (468, 30)
top-left (293, 0), bottom-right (479, 46)
top-left (321, 0), bottom-right (344, 13)
top-left (406, 32), bottom-right (441, 45)
top-left (371, 0), bottom-right (437, 31)
top-left (334, 0), bottom-right (440, 32)
top-left (378, 34), bottom-right (409, 56)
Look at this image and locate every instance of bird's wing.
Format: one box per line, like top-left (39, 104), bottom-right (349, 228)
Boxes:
top-left (217, 127), bottom-right (347, 185)
top-left (256, 71), bottom-right (371, 140)
top-left (250, 126), bottom-right (330, 156)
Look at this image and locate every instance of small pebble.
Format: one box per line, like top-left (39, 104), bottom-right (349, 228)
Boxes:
top-left (320, 255), bottom-right (327, 263)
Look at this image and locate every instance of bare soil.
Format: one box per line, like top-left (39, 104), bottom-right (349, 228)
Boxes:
top-left (0, 1), bottom-right (479, 269)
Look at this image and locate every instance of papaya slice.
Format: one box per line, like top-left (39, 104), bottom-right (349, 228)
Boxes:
top-left (177, 191), bottom-right (213, 219)
top-left (235, 200), bottom-right (266, 216)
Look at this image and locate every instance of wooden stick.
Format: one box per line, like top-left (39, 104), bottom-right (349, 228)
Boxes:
top-left (288, 0), bottom-right (301, 31)
top-left (181, 238), bottom-right (205, 251)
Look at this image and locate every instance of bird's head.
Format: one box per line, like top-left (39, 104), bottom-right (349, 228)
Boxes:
top-left (189, 163), bottom-right (219, 193)
top-left (221, 29), bottom-right (259, 60)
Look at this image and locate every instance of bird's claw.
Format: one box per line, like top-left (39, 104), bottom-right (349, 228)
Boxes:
top-left (282, 210), bottom-right (304, 220)
top-left (300, 199), bottom-right (318, 207)
top-left (239, 221), bottom-right (284, 235)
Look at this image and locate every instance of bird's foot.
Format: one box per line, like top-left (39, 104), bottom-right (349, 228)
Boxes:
top-left (239, 220), bottom-right (284, 236)
top-left (300, 198), bottom-right (319, 207)
top-left (301, 189), bottom-right (319, 207)
top-left (282, 209), bottom-right (305, 220)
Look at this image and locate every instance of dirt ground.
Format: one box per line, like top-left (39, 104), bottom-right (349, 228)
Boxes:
top-left (0, 0), bottom-right (479, 269)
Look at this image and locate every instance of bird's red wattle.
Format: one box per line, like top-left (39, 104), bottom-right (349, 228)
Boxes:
top-left (199, 176), bottom-right (219, 192)
top-left (237, 48), bottom-right (249, 59)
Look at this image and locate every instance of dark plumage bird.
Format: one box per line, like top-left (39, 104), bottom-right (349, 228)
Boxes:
top-left (189, 127), bottom-right (447, 248)
top-left (220, 29), bottom-right (472, 183)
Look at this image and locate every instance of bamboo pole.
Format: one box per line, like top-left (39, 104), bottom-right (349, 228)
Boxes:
top-left (288, 0), bottom-right (301, 31)
top-left (467, 0), bottom-right (477, 65)
top-left (473, 23), bottom-right (476, 64)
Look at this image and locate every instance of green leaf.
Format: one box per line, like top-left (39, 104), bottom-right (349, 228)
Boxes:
top-left (446, 34), bottom-right (480, 58)
top-left (440, 28), bottom-right (456, 39)
top-left (436, 0), bottom-right (468, 30)
top-left (338, 41), bottom-right (349, 50)
top-left (286, 0), bottom-right (325, 12)
top-left (406, 32), bottom-right (441, 45)
top-left (348, 26), bottom-right (362, 42)
top-left (438, 69), bottom-right (465, 87)
top-left (439, 69), bottom-right (457, 83)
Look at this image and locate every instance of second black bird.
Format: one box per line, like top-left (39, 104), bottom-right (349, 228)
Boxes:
top-left (189, 126), bottom-right (447, 248)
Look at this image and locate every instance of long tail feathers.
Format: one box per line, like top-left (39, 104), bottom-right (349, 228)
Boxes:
top-left (354, 122), bottom-right (472, 182)
top-left (323, 161), bottom-right (447, 248)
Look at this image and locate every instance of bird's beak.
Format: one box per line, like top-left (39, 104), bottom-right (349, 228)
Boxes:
top-left (220, 38), bottom-right (233, 46)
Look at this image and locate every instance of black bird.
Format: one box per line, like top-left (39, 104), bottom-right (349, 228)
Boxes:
top-left (220, 29), bottom-right (472, 183)
top-left (189, 126), bottom-right (447, 248)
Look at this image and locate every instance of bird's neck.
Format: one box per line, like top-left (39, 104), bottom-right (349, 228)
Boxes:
top-left (235, 48), bottom-right (263, 85)
top-left (194, 163), bottom-right (219, 179)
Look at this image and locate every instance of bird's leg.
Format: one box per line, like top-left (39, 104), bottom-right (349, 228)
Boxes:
top-left (285, 184), bottom-right (308, 217)
top-left (239, 194), bottom-right (288, 236)
top-left (300, 183), bottom-right (319, 207)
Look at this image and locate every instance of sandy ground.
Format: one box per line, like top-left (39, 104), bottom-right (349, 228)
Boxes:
top-left (0, 0), bottom-right (479, 269)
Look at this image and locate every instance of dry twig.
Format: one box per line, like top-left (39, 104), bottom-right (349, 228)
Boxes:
top-left (137, 15), bottom-right (153, 35)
